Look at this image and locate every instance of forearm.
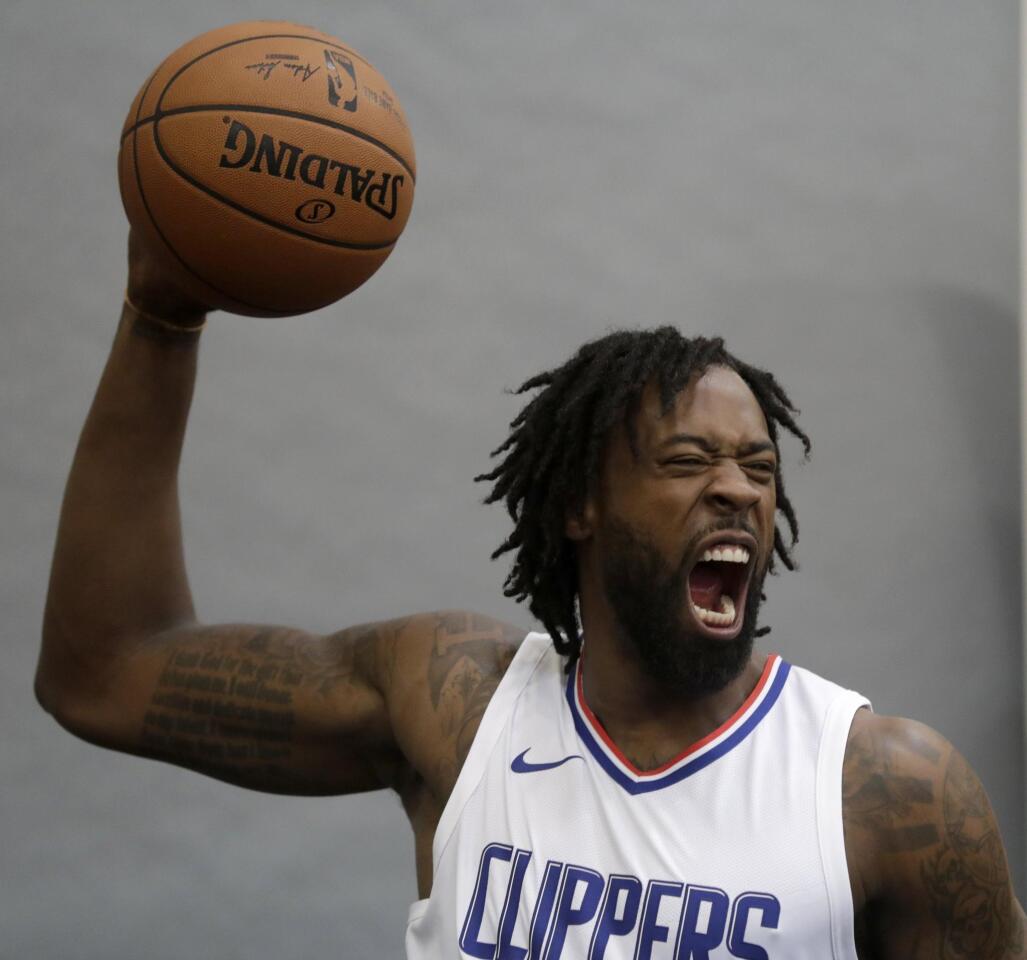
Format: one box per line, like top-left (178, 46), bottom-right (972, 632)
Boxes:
top-left (38, 301), bottom-right (203, 704)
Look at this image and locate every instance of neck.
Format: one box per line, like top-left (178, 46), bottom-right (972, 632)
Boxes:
top-left (576, 587), bottom-right (764, 771)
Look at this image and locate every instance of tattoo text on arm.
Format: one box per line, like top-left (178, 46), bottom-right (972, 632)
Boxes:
top-left (139, 624), bottom-right (379, 789)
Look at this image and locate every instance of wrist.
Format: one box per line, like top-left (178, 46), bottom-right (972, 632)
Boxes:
top-left (123, 292), bottom-right (207, 344)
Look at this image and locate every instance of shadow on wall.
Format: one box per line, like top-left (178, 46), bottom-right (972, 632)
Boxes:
top-left (916, 283), bottom-right (1024, 896)
top-left (915, 283), bottom-right (1021, 662)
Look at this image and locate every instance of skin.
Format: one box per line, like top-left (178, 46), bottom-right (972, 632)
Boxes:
top-left (567, 367), bottom-right (777, 758)
top-left (37, 232), bottom-right (1025, 957)
top-left (571, 367), bottom-right (1026, 959)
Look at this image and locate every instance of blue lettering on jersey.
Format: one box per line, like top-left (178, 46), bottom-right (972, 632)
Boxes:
top-left (727, 893), bottom-right (781, 960)
top-left (676, 884), bottom-right (729, 959)
top-left (637, 879), bottom-right (684, 958)
top-left (544, 864), bottom-right (604, 959)
top-left (588, 874), bottom-right (641, 959)
top-left (496, 848), bottom-right (532, 959)
top-left (529, 861), bottom-right (563, 958)
top-left (460, 843), bottom-right (514, 958)
top-left (458, 843), bottom-right (780, 959)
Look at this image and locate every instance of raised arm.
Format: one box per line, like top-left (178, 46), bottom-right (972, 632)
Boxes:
top-left (36, 234), bottom-right (522, 800)
top-left (842, 709), bottom-right (1026, 959)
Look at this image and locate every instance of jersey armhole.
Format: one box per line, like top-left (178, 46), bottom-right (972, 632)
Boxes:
top-left (815, 691), bottom-right (871, 960)
top-left (429, 631), bottom-right (552, 870)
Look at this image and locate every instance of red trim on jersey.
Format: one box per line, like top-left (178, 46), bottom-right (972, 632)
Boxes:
top-left (574, 653), bottom-right (780, 777)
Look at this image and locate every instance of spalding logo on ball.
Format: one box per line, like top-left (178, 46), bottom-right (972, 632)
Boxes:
top-left (118, 21), bottom-right (416, 316)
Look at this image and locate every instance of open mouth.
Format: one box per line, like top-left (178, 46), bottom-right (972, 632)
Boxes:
top-left (686, 541), bottom-right (753, 633)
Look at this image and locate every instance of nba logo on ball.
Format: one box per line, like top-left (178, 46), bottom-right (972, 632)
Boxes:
top-left (118, 20), bottom-right (416, 317)
top-left (324, 50), bottom-right (358, 111)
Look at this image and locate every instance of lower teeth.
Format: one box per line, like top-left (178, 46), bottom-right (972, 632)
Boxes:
top-left (695, 594), bottom-right (736, 626)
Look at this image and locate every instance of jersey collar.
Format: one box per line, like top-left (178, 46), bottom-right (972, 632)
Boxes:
top-left (565, 652), bottom-right (791, 795)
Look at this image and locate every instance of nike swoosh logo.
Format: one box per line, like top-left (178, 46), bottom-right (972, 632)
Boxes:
top-left (510, 748), bottom-right (584, 774)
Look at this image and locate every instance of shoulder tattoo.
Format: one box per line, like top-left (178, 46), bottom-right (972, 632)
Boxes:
top-left (423, 612), bottom-right (521, 788)
top-left (843, 717), bottom-right (940, 855)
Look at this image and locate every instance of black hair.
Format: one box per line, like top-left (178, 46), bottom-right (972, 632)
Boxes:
top-left (475, 326), bottom-right (811, 662)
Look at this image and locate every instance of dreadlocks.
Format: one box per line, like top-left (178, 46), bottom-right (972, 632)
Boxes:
top-left (475, 327), bottom-right (810, 663)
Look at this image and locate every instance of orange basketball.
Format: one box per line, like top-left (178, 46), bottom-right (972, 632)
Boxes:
top-left (118, 21), bottom-right (416, 317)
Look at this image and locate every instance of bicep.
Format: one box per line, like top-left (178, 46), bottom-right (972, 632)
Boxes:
top-left (54, 620), bottom-right (403, 796)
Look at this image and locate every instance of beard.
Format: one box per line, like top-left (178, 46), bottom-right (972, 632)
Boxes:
top-left (599, 517), bottom-right (766, 698)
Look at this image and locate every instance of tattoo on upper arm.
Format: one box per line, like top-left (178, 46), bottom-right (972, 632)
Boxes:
top-left (919, 751), bottom-right (1025, 959)
top-left (843, 721), bottom-right (940, 854)
top-left (423, 612), bottom-right (521, 788)
top-left (845, 721), bottom-right (1025, 959)
top-left (139, 624), bottom-right (380, 787)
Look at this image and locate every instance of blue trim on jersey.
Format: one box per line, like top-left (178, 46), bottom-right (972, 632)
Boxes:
top-left (564, 660), bottom-right (792, 795)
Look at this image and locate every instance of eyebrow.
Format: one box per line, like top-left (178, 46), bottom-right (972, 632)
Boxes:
top-left (661, 433), bottom-right (777, 457)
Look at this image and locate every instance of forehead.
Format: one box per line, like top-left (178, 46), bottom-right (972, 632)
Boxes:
top-left (635, 365), bottom-right (771, 449)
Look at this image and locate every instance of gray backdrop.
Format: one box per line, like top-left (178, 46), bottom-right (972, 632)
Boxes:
top-left (2, 1), bottom-right (1022, 957)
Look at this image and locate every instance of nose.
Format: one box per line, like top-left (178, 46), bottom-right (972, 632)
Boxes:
top-left (705, 460), bottom-right (762, 515)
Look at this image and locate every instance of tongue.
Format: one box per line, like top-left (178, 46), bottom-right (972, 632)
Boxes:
top-left (689, 562), bottom-right (725, 609)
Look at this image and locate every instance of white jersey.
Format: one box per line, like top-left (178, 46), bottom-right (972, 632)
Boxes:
top-left (406, 632), bottom-right (869, 959)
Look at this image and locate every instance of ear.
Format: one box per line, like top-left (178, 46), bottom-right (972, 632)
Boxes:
top-left (565, 497), bottom-right (597, 542)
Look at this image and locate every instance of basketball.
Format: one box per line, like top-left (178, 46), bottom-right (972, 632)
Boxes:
top-left (118, 21), bottom-right (416, 317)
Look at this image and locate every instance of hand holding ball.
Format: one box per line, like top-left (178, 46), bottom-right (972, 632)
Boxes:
top-left (119, 21), bottom-right (416, 316)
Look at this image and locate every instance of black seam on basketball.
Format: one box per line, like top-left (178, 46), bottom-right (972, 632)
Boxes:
top-left (129, 63), bottom-right (271, 312)
top-left (145, 31), bottom-right (413, 180)
top-left (131, 124), bottom-right (280, 315)
top-left (121, 104), bottom-right (416, 183)
top-left (160, 32), bottom-right (377, 85)
top-left (126, 30), bottom-right (404, 314)
top-left (127, 71), bottom-right (255, 310)
top-left (150, 117), bottom-right (400, 251)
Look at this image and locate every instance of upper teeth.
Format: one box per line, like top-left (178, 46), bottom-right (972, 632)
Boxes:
top-left (701, 544), bottom-right (750, 564)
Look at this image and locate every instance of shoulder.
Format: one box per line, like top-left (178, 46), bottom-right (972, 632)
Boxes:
top-left (378, 611), bottom-right (529, 796)
top-left (841, 710), bottom-right (950, 890)
top-left (381, 610), bottom-right (526, 697)
top-left (843, 709), bottom-right (948, 800)
top-left (842, 711), bottom-right (1025, 956)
